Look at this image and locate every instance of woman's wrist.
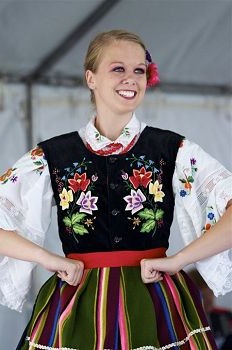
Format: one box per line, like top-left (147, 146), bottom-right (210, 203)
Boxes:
top-left (33, 246), bottom-right (53, 266)
top-left (172, 252), bottom-right (188, 272)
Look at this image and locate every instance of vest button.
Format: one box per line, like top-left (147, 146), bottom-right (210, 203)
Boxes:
top-left (109, 156), bottom-right (117, 163)
top-left (114, 236), bottom-right (122, 243)
top-left (109, 183), bottom-right (118, 190)
top-left (111, 209), bottom-right (120, 216)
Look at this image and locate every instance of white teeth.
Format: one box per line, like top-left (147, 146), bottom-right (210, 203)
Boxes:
top-left (118, 90), bottom-right (135, 98)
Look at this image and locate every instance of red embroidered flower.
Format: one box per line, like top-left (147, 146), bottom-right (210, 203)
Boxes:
top-left (205, 223), bottom-right (211, 231)
top-left (129, 167), bottom-right (152, 189)
top-left (31, 147), bottom-right (44, 157)
top-left (68, 172), bottom-right (90, 192)
top-left (147, 63), bottom-right (160, 88)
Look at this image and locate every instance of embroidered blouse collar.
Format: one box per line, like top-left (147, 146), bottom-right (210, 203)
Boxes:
top-left (84, 113), bottom-right (143, 151)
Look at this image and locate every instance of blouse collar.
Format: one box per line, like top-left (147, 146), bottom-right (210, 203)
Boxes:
top-left (83, 113), bottom-right (144, 152)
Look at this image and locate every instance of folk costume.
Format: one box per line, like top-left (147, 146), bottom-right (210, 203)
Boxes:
top-left (0, 115), bottom-right (231, 350)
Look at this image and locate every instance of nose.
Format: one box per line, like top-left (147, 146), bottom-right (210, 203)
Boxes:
top-left (122, 78), bottom-right (136, 86)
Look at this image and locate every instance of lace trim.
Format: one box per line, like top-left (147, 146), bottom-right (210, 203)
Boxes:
top-left (0, 196), bottom-right (24, 222)
top-left (25, 338), bottom-right (78, 350)
top-left (0, 196), bottom-right (44, 243)
top-left (26, 326), bottom-right (211, 350)
top-left (0, 196), bottom-right (44, 311)
top-left (197, 249), bottom-right (232, 297)
top-left (196, 168), bottom-right (231, 207)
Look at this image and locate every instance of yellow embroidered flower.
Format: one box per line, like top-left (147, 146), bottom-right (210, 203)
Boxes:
top-left (0, 168), bottom-right (13, 182)
top-left (59, 188), bottom-right (73, 210)
top-left (149, 180), bottom-right (165, 202)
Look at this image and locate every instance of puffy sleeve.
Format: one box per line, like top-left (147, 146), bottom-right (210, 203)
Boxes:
top-left (0, 147), bottom-right (53, 311)
top-left (173, 139), bottom-right (232, 296)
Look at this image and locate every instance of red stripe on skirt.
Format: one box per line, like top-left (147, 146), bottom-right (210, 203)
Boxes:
top-left (67, 248), bottom-right (166, 268)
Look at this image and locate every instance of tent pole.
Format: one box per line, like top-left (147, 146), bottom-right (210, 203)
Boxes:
top-left (25, 82), bottom-right (33, 150)
top-left (25, 0), bottom-right (122, 81)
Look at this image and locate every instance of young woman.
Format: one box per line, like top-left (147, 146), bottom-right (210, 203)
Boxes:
top-left (0, 29), bottom-right (231, 350)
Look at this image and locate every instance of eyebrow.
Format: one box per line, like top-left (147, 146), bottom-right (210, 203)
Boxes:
top-left (110, 61), bottom-right (146, 67)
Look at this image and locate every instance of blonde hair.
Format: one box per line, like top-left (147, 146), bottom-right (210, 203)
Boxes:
top-left (84, 29), bottom-right (146, 104)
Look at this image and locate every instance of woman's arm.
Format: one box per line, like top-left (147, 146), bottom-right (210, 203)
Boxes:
top-left (0, 228), bottom-right (84, 285)
top-left (141, 201), bottom-right (232, 283)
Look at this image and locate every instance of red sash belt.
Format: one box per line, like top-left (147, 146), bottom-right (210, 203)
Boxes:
top-left (67, 248), bottom-right (166, 268)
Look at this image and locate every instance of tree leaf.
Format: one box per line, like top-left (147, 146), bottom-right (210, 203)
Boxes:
top-left (73, 224), bottom-right (88, 235)
top-left (140, 219), bottom-right (156, 233)
top-left (138, 208), bottom-right (155, 220)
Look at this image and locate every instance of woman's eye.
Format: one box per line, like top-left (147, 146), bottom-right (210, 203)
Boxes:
top-left (112, 66), bottom-right (124, 72)
top-left (134, 68), bottom-right (145, 74)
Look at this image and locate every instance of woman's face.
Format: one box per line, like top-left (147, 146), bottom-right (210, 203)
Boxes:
top-left (86, 40), bottom-right (147, 117)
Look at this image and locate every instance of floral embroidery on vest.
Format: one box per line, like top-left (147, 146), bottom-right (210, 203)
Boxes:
top-left (122, 154), bottom-right (165, 236)
top-left (179, 158), bottom-right (197, 197)
top-left (52, 158), bottom-right (98, 241)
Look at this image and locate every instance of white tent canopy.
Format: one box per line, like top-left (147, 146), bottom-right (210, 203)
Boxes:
top-left (0, 0), bottom-right (231, 91)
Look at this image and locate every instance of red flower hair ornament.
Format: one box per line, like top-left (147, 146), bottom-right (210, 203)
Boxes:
top-left (146, 50), bottom-right (160, 88)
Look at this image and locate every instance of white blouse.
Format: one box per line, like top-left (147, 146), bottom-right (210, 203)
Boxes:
top-left (0, 116), bottom-right (231, 311)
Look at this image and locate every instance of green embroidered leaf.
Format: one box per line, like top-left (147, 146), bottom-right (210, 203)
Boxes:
top-left (187, 176), bottom-right (194, 183)
top-left (63, 216), bottom-right (72, 227)
top-left (71, 212), bottom-right (86, 225)
top-left (179, 179), bottom-right (187, 183)
top-left (73, 224), bottom-right (88, 235)
top-left (138, 208), bottom-right (155, 220)
top-left (141, 219), bottom-right (156, 233)
top-left (155, 209), bottom-right (164, 220)
top-left (33, 161), bottom-right (43, 166)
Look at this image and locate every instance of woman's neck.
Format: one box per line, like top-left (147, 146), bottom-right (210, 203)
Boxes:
top-left (94, 112), bottom-right (133, 141)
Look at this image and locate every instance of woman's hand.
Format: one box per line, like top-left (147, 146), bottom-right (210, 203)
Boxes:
top-left (140, 255), bottom-right (183, 283)
top-left (57, 258), bottom-right (84, 286)
top-left (39, 252), bottom-right (84, 286)
top-left (0, 229), bottom-right (84, 286)
top-left (141, 202), bottom-right (232, 284)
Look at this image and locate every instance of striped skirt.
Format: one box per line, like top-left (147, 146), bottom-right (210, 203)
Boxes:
top-left (17, 268), bottom-right (217, 350)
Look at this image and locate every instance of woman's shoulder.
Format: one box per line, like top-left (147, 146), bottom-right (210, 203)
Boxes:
top-left (39, 131), bottom-right (79, 147)
top-left (142, 126), bottom-right (184, 154)
top-left (146, 125), bottom-right (184, 139)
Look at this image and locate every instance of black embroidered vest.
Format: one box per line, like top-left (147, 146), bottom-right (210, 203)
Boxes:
top-left (39, 127), bottom-right (183, 255)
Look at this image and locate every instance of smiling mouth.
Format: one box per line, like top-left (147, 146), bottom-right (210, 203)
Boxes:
top-left (116, 90), bottom-right (137, 99)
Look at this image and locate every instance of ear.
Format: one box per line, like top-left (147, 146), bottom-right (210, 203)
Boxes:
top-left (85, 70), bottom-right (96, 90)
